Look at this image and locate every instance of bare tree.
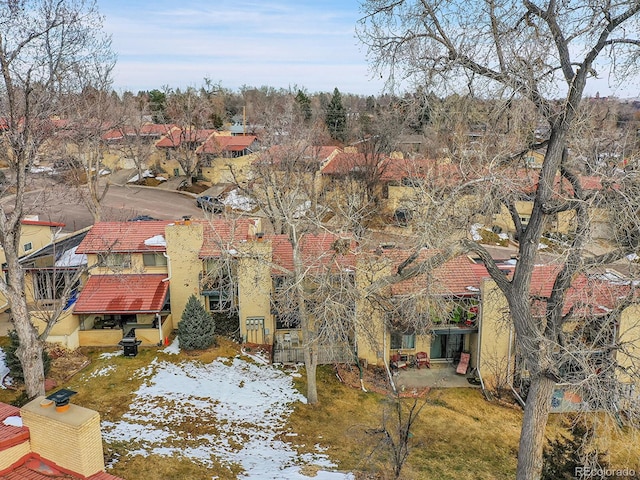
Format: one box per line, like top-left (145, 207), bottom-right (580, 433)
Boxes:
top-left (160, 86), bottom-right (217, 185)
top-left (60, 84), bottom-right (117, 223)
top-left (107, 93), bottom-right (166, 184)
top-left (366, 394), bottom-right (428, 479)
top-left (0, 0), bottom-right (113, 398)
top-left (359, 2), bottom-right (640, 478)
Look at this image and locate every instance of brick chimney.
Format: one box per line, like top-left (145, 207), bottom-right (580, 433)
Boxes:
top-left (20, 396), bottom-right (106, 477)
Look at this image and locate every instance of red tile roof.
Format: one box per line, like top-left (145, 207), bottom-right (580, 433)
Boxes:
top-left (382, 249), bottom-right (482, 296)
top-left (155, 127), bottom-right (216, 148)
top-left (197, 135), bottom-right (256, 154)
top-left (473, 262), bottom-right (631, 316)
top-left (102, 123), bottom-right (175, 142)
top-left (73, 274), bottom-right (169, 314)
top-left (198, 218), bottom-right (258, 258)
top-left (268, 233), bottom-right (356, 274)
top-left (0, 455), bottom-right (124, 480)
top-left (321, 152), bottom-right (378, 175)
top-left (77, 221), bottom-right (171, 254)
top-left (0, 404), bottom-right (29, 452)
top-left (255, 145), bottom-right (339, 167)
top-left (379, 158), bottom-right (465, 184)
top-left (88, 472), bottom-right (124, 480)
top-left (270, 235), bottom-right (294, 273)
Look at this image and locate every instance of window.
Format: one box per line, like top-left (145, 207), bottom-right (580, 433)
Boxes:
top-left (391, 331), bottom-right (416, 350)
top-left (23, 242), bottom-right (32, 252)
top-left (201, 260), bottom-right (235, 312)
top-left (143, 253), bottom-right (167, 267)
top-left (98, 253), bottom-right (132, 269)
top-left (32, 270), bottom-right (79, 300)
top-left (401, 177), bottom-right (423, 187)
top-left (272, 276), bottom-right (300, 328)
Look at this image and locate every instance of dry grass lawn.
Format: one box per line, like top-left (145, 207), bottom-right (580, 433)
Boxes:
top-left (0, 338), bottom-right (638, 479)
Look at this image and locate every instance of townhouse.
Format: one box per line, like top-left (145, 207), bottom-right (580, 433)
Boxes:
top-left (17, 215), bottom-right (639, 410)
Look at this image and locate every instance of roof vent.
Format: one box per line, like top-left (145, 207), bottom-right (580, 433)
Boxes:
top-left (46, 388), bottom-right (76, 413)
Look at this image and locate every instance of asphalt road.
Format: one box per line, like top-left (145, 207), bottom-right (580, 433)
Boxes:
top-left (19, 182), bottom-right (205, 232)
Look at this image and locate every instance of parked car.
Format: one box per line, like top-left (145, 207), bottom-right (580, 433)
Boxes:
top-left (128, 215), bottom-right (159, 222)
top-left (196, 195), bottom-right (224, 213)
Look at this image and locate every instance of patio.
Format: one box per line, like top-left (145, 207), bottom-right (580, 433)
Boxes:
top-left (393, 362), bottom-right (480, 389)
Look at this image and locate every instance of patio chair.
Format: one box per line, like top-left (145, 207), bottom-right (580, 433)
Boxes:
top-left (415, 351), bottom-right (430, 369)
top-left (390, 354), bottom-right (408, 370)
top-left (456, 352), bottom-right (470, 375)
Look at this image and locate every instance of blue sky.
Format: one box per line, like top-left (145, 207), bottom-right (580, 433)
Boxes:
top-left (100, 0), bottom-right (385, 95)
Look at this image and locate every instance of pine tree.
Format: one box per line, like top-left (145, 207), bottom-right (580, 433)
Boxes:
top-left (295, 89), bottom-right (312, 122)
top-left (325, 87), bottom-right (347, 142)
top-left (4, 330), bottom-right (50, 384)
top-left (178, 295), bottom-right (216, 350)
top-left (542, 423), bottom-right (608, 480)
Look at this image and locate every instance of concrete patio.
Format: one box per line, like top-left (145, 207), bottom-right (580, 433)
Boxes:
top-left (393, 362), bottom-right (480, 390)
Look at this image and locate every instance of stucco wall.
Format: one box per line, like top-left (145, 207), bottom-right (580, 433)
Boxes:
top-left (617, 304), bottom-right (640, 385)
top-left (164, 221), bottom-right (204, 329)
top-left (478, 279), bottom-right (514, 390)
top-left (237, 241), bottom-right (273, 345)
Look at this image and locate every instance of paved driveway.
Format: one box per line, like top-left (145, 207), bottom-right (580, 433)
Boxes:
top-left (18, 180), bottom-right (204, 231)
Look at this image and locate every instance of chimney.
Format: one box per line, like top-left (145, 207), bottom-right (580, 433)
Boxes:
top-left (21, 394), bottom-right (106, 477)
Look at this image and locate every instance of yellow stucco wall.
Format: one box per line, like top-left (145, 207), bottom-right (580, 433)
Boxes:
top-left (355, 255), bottom-right (389, 366)
top-left (492, 201), bottom-right (607, 237)
top-left (201, 153), bottom-right (258, 185)
top-left (0, 223), bottom-right (58, 267)
top-left (386, 185), bottom-right (422, 215)
top-left (617, 304), bottom-right (640, 385)
top-left (236, 240), bottom-right (273, 345)
top-left (477, 279), bottom-right (514, 390)
top-left (78, 329), bottom-right (123, 346)
top-left (492, 201), bottom-right (534, 233)
top-left (164, 222), bottom-right (204, 328)
top-left (85, 252), bottom-right (169, 276)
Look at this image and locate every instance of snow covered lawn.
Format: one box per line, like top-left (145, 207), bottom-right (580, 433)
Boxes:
top-left (101, 345), bottom-right (353, 479)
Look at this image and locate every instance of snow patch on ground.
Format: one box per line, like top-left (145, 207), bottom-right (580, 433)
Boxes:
top-left (89, 364), bottom-right (116, 378)
top-left (102, 357), bottom-right (352, 479)
top-left (98, 350), bottom-right (123, 360)
top-left (161, 338), bottom-right (180, 355)
top-left (222, 189), bottom-right (256, 212)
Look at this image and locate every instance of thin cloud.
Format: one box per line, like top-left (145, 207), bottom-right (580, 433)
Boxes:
top-left (101, 0), bottom-right (385, 95)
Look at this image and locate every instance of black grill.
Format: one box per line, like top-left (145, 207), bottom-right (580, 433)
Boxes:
top-left (119, 337), bottom-right (142, 357)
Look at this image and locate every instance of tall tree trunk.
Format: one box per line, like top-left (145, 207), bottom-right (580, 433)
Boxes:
top-left (303, 341), bottom-right (319, 404)
top-left (12, 299), bottom-right (45, 398)
top-left (292, 228), bottom-right (319, 404)
top-left (4, 236), bottom-right (46, 398)
top-left (516, 374), bottom-right (555, 480)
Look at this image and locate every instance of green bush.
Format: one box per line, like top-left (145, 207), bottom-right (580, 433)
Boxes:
top-left (177, 295), bottom-right (216, 350)
top-left (4, 330), bottom-right (51, 384)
